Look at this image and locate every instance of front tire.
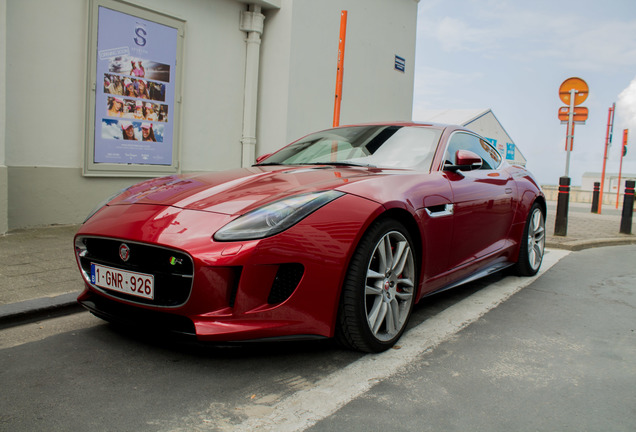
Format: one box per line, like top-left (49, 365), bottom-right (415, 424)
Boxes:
top-left (336, 219), bottom-right (417, 353)
top-left (513, 203), bottom-right (545, 276)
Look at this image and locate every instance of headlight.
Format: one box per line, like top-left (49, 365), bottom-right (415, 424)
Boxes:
top-left (214, 190), bottom-right (345, 241)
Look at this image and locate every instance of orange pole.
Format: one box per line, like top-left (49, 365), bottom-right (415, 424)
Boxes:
top-left (333, 10), bottom-right (347, 127)
top-left (599, 104), bottom-right (615, 214)
top-left (616, 129), bottom-right (628, 208)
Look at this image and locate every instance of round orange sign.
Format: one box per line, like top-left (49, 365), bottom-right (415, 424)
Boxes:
top-left (559, 77), bottom-right (589, 106)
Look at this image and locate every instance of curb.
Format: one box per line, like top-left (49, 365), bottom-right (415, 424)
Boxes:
top-left (0, 292), bottom-right (84, 329)
top-left (546, 237), bottom-right (636, 251)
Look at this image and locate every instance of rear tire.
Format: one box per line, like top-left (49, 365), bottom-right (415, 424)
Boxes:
top-left (513, 203), bottom-right (545, 276)
top-left (336, 219), bottom-right (417, 353)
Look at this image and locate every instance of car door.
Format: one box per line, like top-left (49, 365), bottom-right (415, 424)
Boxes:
top-left (443, 132), bottom-right (516, 271)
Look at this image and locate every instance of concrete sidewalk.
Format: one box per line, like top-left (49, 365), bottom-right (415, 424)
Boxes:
top-left (544, 200), bottom-right (636, 250)
top-left (0, 225), bottom-right (85, 326)
top-left (1, 200), bottom-right (634, 327)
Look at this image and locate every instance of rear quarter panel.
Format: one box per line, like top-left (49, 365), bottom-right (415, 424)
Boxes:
top-left (506, 165), bottom-right (546, 261)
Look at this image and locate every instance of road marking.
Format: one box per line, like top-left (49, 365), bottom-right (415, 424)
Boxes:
top-left (195, 249), bottom-right (569, 431)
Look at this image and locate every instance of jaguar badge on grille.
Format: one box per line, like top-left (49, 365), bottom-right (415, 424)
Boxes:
top-left (119, 243), bottom-right (131, 262)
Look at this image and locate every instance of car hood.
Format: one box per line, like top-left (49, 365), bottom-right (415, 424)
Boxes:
top-left (110, 165), bottom-right (390, 215)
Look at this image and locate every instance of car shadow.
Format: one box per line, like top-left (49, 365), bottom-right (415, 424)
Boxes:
top-left (89, 270), bottom-right (508, 360)
top-left (408, 270), bottom-right (509, 331)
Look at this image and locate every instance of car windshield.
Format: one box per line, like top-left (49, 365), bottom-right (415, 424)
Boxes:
top-left (257, 125), bottom-right (442, 170)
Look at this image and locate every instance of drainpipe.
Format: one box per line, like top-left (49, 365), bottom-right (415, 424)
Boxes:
top-left (239, 5), bottom-right (265, 167)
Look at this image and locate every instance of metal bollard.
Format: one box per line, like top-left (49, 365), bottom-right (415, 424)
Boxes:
top-left (554, 176), bottom-right (570, 236)
top-left (619, 180), bottom-right (635, 234)
top-left (591, 182), bottom-right (600, 213)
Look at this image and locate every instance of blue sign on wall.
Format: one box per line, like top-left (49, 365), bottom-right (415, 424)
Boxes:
top-left (506, 143), bottom-right (515, 160)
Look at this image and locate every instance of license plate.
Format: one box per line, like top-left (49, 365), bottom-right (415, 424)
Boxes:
top-left (91, 263), bottom-right (155, 300)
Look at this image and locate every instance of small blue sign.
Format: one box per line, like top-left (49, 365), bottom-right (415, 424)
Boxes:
top-left (506, 143), bottom-right (515, 160)
top-left (394, 55), bottom-right (405, 72)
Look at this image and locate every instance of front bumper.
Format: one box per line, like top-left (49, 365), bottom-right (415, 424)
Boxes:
top-left (75, 195), bottom-right (383, 341)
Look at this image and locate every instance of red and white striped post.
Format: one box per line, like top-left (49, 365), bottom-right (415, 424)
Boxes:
top-left (598, 104), bottom-right (615, 214)
top-left (620, 180), bottom-right (635, 234)
top-left (616, 129), bottom-right (628, 209)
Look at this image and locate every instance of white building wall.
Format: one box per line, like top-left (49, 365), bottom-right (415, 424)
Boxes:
top-left (463, 111), bottom-right (526, 166)
top-left (416, 108), bottom-right (527, 166)
top-left (464, 112), bottom-right (512, 150)
top-left (337, 0), bottom-right (416, 124)
top-left (6, 0), bottom-right (87, 169)
top-left (581, 172), bottom-right (636, 193)
top-left (257, 3), bottom-right (294, 156)
top-left (258, 0), bottom-right (417, 154)
top-left (168, 0), bottom-right (247, 172)
top-left (0, 0), bottom-right (7, 233)
top-left (6, 0), bottom-right (252, 172)
top-left (4, 0), bottom-right (251, 229)
top-left (2, 0), bottom-right (417, 232)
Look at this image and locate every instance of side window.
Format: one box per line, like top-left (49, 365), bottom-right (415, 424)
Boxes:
top-left (445, 133), bottom-right (501, 170)
top-left (478, 138), bottom-right (502, 169)
top-left (444, 134), bottom-right (464, 165)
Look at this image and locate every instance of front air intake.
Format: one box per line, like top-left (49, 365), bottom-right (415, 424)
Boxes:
top-left (267, 263), bottom-right (304, 304)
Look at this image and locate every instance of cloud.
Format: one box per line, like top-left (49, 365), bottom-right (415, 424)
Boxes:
top-left (617, 76), bottom-right (636, 132)
top-left (434, 17), bottom-right (499, 53)
top-left (418, 1), bottom-right (636, 71)
top-left (412, 66), bottom-right (484, 114)
top-left (530, 19), bottom-right (636, 71)
top-left (613, 77), bottom-right (636, 171)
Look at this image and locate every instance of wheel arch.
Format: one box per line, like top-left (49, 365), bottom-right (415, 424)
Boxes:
top-left (372, 208), bottom-right (424, 270)
top-left (333, 207), bottom-right (422, 352)
top-left (534, 194), bottom-right (547, 218)
top-left (331, 207), bottom-right (423, 334)
top-left (512, 195), bottom-right (547, 267)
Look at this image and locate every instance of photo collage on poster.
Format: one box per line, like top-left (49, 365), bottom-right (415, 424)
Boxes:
top-left (94, 6), bottom-right (178, 166)
top-left (101, 58), bottom-right (169, 143)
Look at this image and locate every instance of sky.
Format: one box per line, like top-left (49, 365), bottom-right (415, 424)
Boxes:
top-left (412, 0), bottom-right (636, 186)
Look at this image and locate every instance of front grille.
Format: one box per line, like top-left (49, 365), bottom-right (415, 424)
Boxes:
top-left (267, 263), bottom-right (304, 304)
top-left (76, 236), bottom-right (194, 307)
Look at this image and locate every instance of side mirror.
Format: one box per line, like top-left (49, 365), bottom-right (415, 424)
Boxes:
top-left (444, 149), bottom-right (483, 172)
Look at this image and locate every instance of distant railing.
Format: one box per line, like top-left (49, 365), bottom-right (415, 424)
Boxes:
top-left (542, 185), bottom-right (632, 206)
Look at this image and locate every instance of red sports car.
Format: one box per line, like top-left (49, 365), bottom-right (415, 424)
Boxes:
top-left (74, 122), bottom-right (546, 352)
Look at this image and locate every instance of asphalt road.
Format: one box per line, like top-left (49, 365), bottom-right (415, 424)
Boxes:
top-left (1, 246), bottom-right (634, 431)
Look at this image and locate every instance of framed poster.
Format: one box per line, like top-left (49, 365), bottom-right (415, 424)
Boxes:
top-left (84, 0), bottom-right (184, 176)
